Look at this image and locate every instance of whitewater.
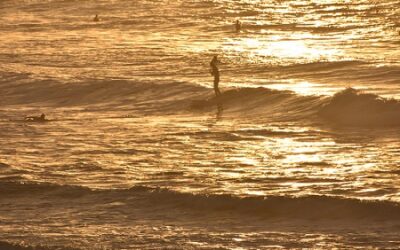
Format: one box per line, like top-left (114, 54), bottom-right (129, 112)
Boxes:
top-left (0, 0), bottom-right (400, 249)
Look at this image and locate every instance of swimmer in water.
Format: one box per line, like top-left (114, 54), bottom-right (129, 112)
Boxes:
top-left (25, 113), bottom-right (47, 122)
top-left (235, 20), bottom-right (242, 32)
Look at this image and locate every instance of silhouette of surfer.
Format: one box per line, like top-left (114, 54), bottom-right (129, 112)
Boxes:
top-left (235, 20), bottom-right (242, 32)
top-left (25, 113), bottom-right (47, 122)
top-left (93, 14), bottom-right (99, 22)
top-left (210, 55), bottom-right (221, 97)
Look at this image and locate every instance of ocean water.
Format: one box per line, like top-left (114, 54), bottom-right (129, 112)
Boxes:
top-left (1, 0), bottom-right (400, 249)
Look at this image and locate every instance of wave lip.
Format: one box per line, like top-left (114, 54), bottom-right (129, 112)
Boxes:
top-left (0, 181), bottom-right (91, 198)
top-left (127, 186), bottom-right (400, 221)
top-left (319, 88), bottom-right (400, 126)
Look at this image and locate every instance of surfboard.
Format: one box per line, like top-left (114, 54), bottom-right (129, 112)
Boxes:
top-left (190, 97), bottom-right (223, 110)
top-left (11, 118), bottom-right (51, 123)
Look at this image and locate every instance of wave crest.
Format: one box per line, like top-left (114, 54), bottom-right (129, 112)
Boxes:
top-left (319, 88), bottom-right (400, 126)
top-left (2, 181), bottom-right (399, 221)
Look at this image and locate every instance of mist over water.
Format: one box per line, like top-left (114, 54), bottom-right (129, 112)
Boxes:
top-left (1, 0), bottom-right (400, 249)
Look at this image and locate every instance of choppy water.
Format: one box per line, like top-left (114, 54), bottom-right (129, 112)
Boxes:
top-left (1, 0), bottom-right (400, 249)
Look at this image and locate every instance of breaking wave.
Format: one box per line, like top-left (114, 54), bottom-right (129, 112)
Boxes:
top-left (192, 87), bottom-right (400, 127)
top-left (2, 70), bottom-right (400, 126)
top-left (2, 181), bottom-right (400, 221)
top-left (319, 88), bottom-right (400, 126)
top-left (0, 241), bottom-right (80, 250)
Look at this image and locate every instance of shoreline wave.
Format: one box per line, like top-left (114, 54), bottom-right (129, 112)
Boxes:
top-left (2, 181), bottom-right (400, 221)
top-left (0, 241), bottom-right (80, 250)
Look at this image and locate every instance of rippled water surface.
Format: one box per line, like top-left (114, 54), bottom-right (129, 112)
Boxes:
top-left (0, 0), bottom-right (400, 249)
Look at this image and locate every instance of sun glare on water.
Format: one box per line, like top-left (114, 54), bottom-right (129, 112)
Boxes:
top-left (244, 38), bottom-right (338, 60)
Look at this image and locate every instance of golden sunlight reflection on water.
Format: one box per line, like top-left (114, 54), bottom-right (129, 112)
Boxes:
top-left (1, 113), bottom-right (393, 201)
top-left (1, 1), bottom-right (400, 248)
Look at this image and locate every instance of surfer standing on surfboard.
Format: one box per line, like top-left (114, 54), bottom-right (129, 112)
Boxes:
top-left (210, 55), bottom-right (221, 97)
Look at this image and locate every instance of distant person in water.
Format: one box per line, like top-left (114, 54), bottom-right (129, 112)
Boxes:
top-left (210, 55), bottom-right (221, 97)
top-left (235, 20), bottom-right (242, 32)
top-left (25, 113), bottom-right (46, 122)
top-left (93, 14), bottom-right (99, 22)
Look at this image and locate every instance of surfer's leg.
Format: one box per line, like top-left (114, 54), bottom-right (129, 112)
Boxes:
top-left (214, 85), bottom-right (221, 97)
top-left (214, 76), bottom-right (221, 97)
top-left (216, 88), bottom-right (221, 97)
